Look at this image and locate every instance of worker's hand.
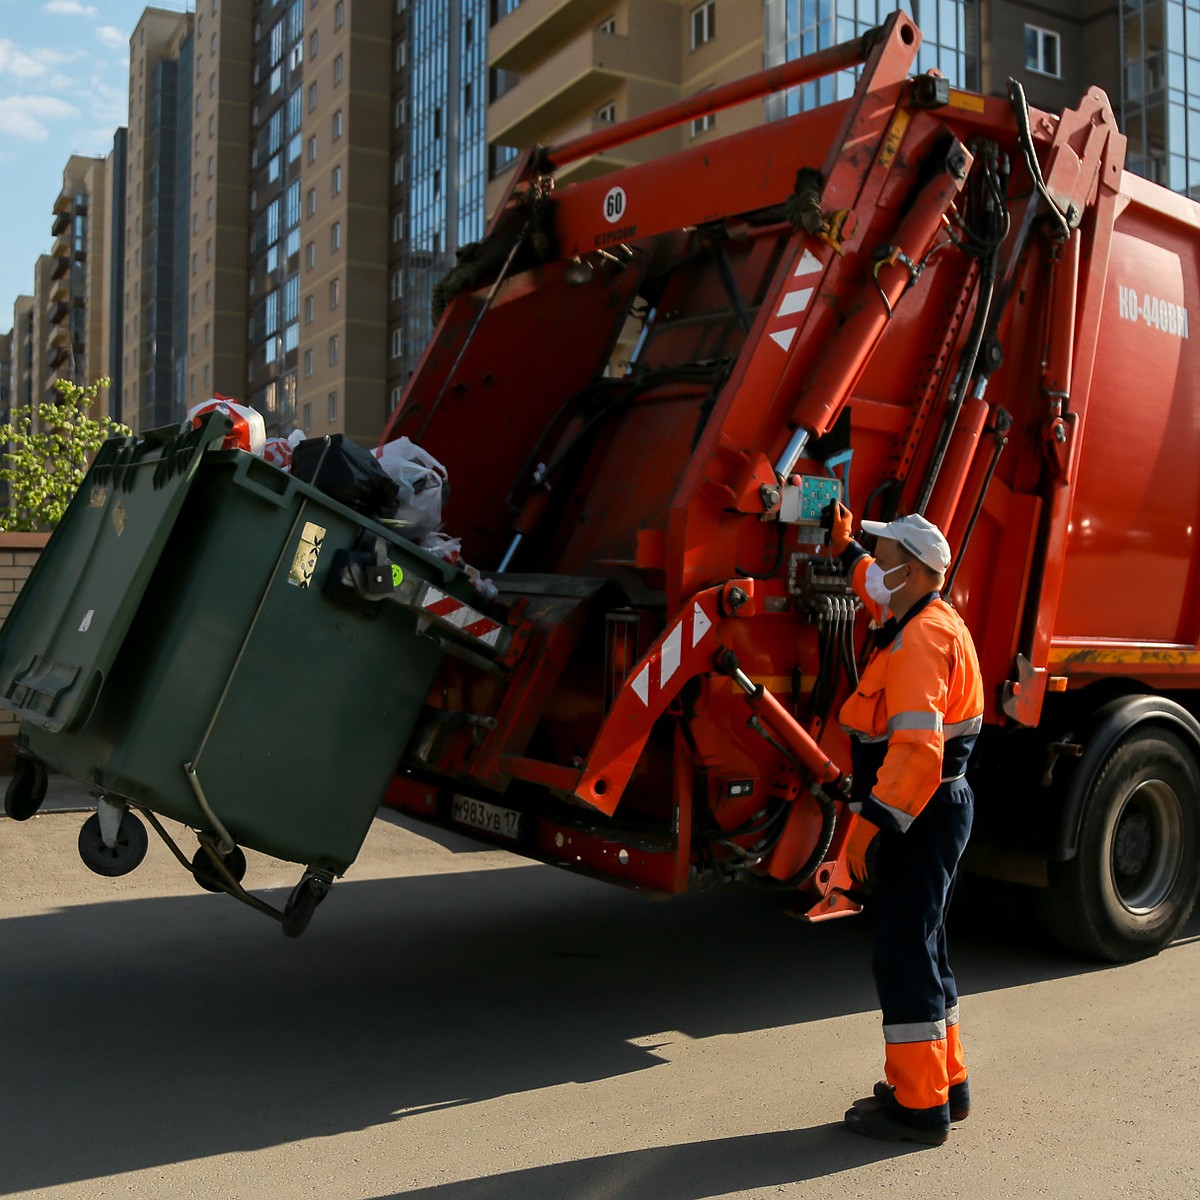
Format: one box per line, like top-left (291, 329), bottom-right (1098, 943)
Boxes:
top-left (844, 816), bottom-right (880, 887)
top-left (830, 501), bottom-right (854, 555)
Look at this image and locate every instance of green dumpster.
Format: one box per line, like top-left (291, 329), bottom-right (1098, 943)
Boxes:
top-left (0, 415), bottom-right (478, 905)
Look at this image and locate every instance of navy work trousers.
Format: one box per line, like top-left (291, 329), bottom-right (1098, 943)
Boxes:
top-left (872, 779), bottom-right (974, 1029)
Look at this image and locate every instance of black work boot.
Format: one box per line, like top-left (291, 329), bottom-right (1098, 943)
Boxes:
top-left (867, 1079), bottom-right (970, 1122)
top-left (845, 1084), bottom-right (949, 1145)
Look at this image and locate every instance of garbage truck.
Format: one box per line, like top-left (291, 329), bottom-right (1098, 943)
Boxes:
top-left (3, 12), bottom-right (1198, 959)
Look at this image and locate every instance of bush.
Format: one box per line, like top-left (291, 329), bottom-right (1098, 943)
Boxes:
top-left (0, 378), bottom-right (131, 531)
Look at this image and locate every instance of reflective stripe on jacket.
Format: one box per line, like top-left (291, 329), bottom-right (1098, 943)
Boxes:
top-left (838, 544), bottom-right (984, 834)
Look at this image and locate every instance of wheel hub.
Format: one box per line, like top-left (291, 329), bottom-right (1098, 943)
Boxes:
top-left (1110, 780), bottom-right (1184, 915)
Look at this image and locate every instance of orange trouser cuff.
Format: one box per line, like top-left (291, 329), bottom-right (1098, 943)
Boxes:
top-left (885, 1038), bottom-right (949, 1110)
top-left (947, 1021), bottom-right (967, 1088)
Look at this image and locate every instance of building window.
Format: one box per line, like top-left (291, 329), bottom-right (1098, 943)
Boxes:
top-left (329, 277), bottom-right (340, 308)
top-left (392, 212), bottom-right (403, 241)
top-left (304, 349), bottom-right (313, 377)
top-left (596, 101), bottom-right (616, 123)
top-left (330, 221), bottom-right (341, 251)
top-left (691, 112), bottom-right (715, 137)
top-left (304, 295), bottom-right (314, 323)
top-left (303, 401), bottom-right (312, 430)
top-left (308, 135), bottom-right (317, 162)
top-left (1025, 25), bottom-right (1060, 78)
top-left (328, 334), bottom-right (338, 364)
top-left (334, 1), bottom-right (344, 29)
top-left (393, 152), bottom-right (406, 184)
top-left (597, 15), bottom-right (616, 34)
top-left (690, 1), bottom-right (715, 50)
top-left (390, 270), bottom-right (402, 300)
top-left (390, 328), bottom-right (401, 358)
top-left (306, 187), bottom-right (316, 216)
top-left (332, 110), bottom-right (343, 139)
top-left (328, 391), bottom-right (338, 421)
top-left (395, 40), bottom-right (406, 70)
top-left (309, 82), bottom-right (318, 111)
top-left (331, 165), bottom-right (342, 195)
top-left (306, 241), bottom-right (316, 269)
top-left (310, 30), bottom-right (318, 57)
top-left (333, 54), bottom-right (343, 85)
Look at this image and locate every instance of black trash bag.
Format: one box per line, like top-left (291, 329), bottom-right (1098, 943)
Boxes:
top-left (291, 435), bottom-right (400, 520)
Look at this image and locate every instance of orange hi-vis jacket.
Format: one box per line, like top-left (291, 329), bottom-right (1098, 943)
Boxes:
top-left (838, 553), bottom-right (984, 834)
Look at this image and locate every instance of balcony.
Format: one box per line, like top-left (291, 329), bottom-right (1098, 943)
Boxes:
top-left (46, 344), bottom-right (68, 371)
top-left (51, 210), bottom-right (70, 237)
top-left (489, 30), bottom-right (642, 151)
top-left (50, 255), bottom-right (70, 280)
top-left (490, 0), bottom-right (616, 75)
top-left (48, 300), bottom-right (69, 326)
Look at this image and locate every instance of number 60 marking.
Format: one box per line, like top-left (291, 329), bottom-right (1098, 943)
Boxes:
top-left (603, 186), bottom-right (627, 224)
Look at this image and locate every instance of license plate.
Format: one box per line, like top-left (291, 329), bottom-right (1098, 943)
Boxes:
top-left (451, 794), bottom-right (522, 841)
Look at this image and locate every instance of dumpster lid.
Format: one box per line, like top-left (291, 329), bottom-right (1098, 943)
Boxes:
top-left (0, 414), bottom-right (232, 733)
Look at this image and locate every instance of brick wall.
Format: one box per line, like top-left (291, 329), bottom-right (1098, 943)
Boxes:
top-left (0, 533), bottom-right (50, 768)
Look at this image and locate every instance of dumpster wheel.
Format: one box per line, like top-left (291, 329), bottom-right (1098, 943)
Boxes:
top-left (192, 842), bottom-right (249, 893)
top-left (78, 807), bottom-right (149, 877)
top-left (281, 872), bottom-right (332, 939)
top-left (4, 757), bottom-right (48, 821)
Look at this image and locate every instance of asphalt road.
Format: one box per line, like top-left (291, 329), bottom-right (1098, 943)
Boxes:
top-left (2, 797), bottom-right (1198, 1200)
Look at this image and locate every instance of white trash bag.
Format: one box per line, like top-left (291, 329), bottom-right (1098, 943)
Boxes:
top-left (373, 436), bottom-right (448, 527)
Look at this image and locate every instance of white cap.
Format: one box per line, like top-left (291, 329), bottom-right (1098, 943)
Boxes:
top-left (860, 513), bottom-right (951, 571)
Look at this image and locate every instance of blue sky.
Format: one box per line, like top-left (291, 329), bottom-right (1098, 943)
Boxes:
top-left (0, 0), bottom-right (189, 328)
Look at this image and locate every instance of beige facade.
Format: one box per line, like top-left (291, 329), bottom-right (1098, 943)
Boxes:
top-left (297, 0), bottom-right (394, 444)
top-left (486, 0), bottom-right (764, 216)
top-left (31, 256), bottom-right (56, 409)
top-left (981, 1), bottom-right (1120, 114)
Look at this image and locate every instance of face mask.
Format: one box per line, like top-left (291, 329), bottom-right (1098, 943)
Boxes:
top-left (864, 561), bottom-right (908, 608)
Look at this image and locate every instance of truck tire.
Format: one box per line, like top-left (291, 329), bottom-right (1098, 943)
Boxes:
top-left (1036, 729), bottom-right (1200, 961)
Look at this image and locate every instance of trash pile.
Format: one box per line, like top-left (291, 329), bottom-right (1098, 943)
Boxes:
top-left (185, 398), bottom-right (497, 600)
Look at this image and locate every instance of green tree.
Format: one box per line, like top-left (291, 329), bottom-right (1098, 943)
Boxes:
top-left (0, 378), bottom-right (131, 532)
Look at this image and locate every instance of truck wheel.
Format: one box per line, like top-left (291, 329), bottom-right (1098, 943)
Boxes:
top-left (1037, 729), bottom-right (1200, 961)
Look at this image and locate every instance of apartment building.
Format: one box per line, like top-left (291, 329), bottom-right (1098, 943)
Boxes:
top-left (123, 7), bottom-right (194, 431)
top-left (47, 155), bottom-right (110, 414)
top-left (10, 298), bottom-right (36, 416)
top-left (0, 328), bottom-right (11, 423)
top-left (104, 129), bottom-right (128, 422)
top-left (286, 0), bottom-right (393, 444)
top-left (486, 0), bottom-right (764, 216)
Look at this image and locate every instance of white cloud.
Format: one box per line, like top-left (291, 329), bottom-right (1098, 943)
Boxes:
top-left (0, 94), bottom-right (79, 141)
top-left (42, 0), bottom-right (100, 16)
top-left (0, 38), bottom-right (72, 81)
top-left (96, 26), bottom-right (127, 50)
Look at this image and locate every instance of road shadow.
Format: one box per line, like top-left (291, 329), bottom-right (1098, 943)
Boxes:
top-left (2, 813), bottom-right (1196, 1195)
top-left (362, 1125), bottom-right (930, 1200)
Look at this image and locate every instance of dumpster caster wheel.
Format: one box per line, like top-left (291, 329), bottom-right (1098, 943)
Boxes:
top-left (192, 844), bottom-right (248, 893)
top-left (5, 757), bottom-right (48, 821)
top-left (78, 810), bottom-right (148, 877)
top-left (281, 874), bottom-right (330, 939)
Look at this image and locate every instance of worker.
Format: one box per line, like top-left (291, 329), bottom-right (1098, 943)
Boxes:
top-left (829, 503), bottom-right (984, 1146)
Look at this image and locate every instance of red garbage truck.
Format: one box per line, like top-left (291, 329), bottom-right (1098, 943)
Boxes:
top-left (371, 11), bottom-right (1199, 962)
